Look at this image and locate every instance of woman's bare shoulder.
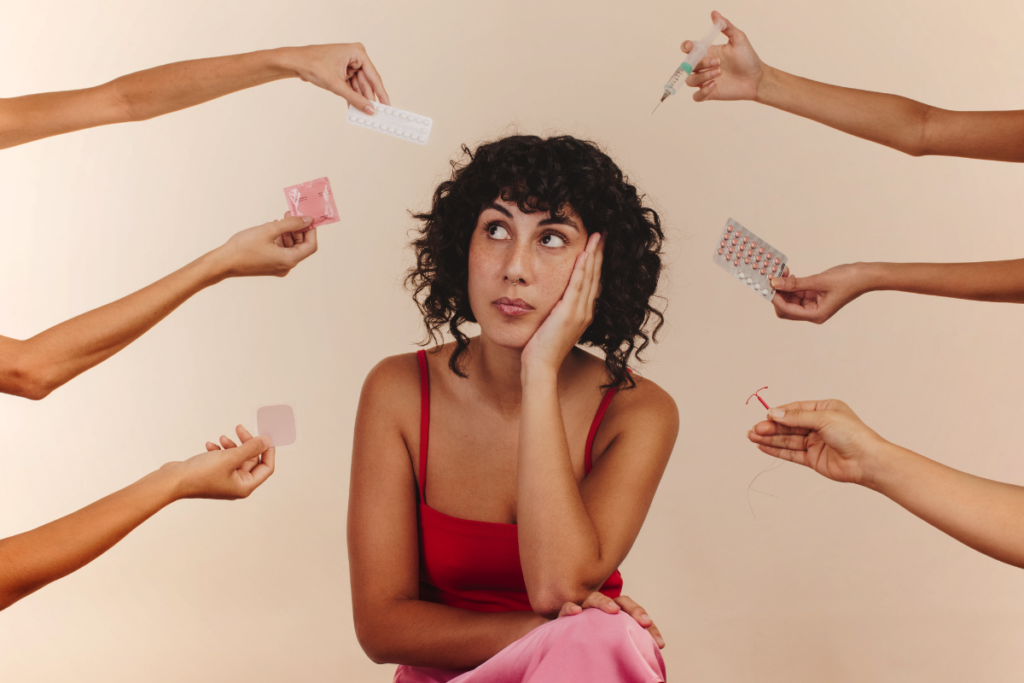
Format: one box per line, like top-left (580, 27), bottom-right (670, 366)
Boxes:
top-left (359, 351), bottom-right (423, 414)
top-left (604, 371), bottom-right (679, 444)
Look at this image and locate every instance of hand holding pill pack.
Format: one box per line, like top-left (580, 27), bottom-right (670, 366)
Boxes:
top-left (284, 177), bottom-right (340, 228)
top-left (347, 104), bottom-right (432, 145)
top-left (712, 219), bottom-right (788, 301)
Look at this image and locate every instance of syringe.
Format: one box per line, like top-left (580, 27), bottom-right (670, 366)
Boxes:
top-left (653, 18), bottom-right (727, 114)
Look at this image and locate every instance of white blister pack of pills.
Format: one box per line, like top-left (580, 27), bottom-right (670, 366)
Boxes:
top-left (712, 218), bottom-right (788, 302)
top-left (347, 104), bottom-right (433, 145)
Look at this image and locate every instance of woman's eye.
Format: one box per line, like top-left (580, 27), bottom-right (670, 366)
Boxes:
top-left (540, 233), bottom-right (566, 248)
top-left (486, 224), bottom-right (511, 240)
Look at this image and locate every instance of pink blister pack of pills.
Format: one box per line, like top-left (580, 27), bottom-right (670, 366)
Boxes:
top-left (284, 177), bottom-right (340, 228)
top-left (712, 218), bottom-right (788, 302)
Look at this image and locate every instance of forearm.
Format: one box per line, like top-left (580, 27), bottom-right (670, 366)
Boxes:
top-left (0, 48), bottom-right (296, 149)
top-left (108, 48), bottom-right (295, 122)
top-left (756, 66), bottom-right (931, 156)
top-left (517, 368), bottom-right (604, 615)
top-left (0, 467), bottom-right (180, 610)
top-left (869, 443), bottom-right (1024, 568)
top-left (358, 598), bottom-right (544, 668)
top-left (863, 260), bottom-right (1024, 303)
top-left (5, 250), bottom-right (225, 399)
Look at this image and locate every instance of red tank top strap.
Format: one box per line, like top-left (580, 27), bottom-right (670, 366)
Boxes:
top-left (585, 386), bottom-right (619, 474)
top-left (416, 350), bottom-right (430, 502)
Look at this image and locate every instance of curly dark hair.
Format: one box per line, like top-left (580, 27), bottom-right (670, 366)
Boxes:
top-left (407, 134), bottom-right (665, 389)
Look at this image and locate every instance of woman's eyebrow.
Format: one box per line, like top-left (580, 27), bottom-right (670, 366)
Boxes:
top-left (484, 202), bottom-right (513, 217)
top-left (538, 215), bottom-right (582, 232)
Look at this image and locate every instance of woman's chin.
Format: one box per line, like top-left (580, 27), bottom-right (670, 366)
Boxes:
top-left (478, 319), bottom-right (537, 351)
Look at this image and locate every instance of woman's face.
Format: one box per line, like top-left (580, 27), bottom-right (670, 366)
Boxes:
top-left (467, 197), bottom-right (589, 349)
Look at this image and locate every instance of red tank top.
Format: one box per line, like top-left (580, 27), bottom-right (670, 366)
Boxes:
top-left (415, 350), bottom-right (624, 613)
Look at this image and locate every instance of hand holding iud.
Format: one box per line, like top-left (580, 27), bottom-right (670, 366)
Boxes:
top-left (284, 177), bottom-right (340, 230)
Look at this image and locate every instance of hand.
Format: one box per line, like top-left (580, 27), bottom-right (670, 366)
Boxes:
top-left (288, 43), bottom-right (390, 115)
top-left (770, 263), bottom-right (871, 324)
top-left (162, 425), bottom-right (275, 499)
top-left (214, 213), bottom-right (318, 279)
top-left (557, 592), bottom-right (665, 649)
top-left (682, 11), bottom-right (766, 103)
top-left (520, 233), bottom-right (604, 375)
top-left (747, 400), bottom-right (889, 487)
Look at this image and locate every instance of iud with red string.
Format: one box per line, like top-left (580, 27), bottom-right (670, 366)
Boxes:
top-left (746, 386), bottom-right (770, 411)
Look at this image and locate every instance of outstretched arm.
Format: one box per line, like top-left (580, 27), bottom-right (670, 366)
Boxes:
top-left (748, 400), bottom-right (1024, 569)
top-left (768, 259), bottom-right (1024, 324)
top-left (0, 426), bottom-right (274, 611)
top-left (682, 11), bottom-right (1024, 162)
top-left (0, 214), bottom-right (317, 399)
top-left (0, 43), bottom-right (389, 150)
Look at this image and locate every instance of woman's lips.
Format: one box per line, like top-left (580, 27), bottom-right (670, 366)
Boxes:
top-left (493, 297), bottom-right (534, 316)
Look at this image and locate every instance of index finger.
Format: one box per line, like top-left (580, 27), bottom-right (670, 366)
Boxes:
top-left (357, 53), bottom-right (391, 106)
top-left (246, 445), bottom-right (276, 492)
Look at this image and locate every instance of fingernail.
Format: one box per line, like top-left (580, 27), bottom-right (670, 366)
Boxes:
top-left (714, 69), bottom-right (721, 76)
top-left (771, 278), bottom-right (780, 287)
top-left (301, 216), bottom-right (313, 225)
top-left (768, 408), bottom-right (785, 419)
top-left (262, 436), bottom-right (272, 448)
top-left (364, 104), bottom-right (375, 115)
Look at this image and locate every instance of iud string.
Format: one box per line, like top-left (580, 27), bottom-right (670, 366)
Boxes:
top-left (745, 386), bottom-right (782, 517)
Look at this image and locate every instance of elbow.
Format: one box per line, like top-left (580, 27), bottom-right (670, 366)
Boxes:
top-left (901, 105), bottom-right (934, 158)
top-left (528, 580), bottom-right (597, 619)
top-left (353, 616), bottom-right (397, 665)
top-left (2, 362), bottom-right (56, 401)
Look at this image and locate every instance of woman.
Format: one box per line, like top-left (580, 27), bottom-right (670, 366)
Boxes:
top-left (348, 136), bottom-right (679, 682)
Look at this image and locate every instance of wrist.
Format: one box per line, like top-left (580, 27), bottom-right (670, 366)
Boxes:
top-left (520, 361), bottom-right (558, 388)
top-left (753, 64), bottom-right (779, 105)
top-left (196, 246), bottom-right (234, 284)
top-left (857, 262), bottom-right (891, 293)
top-left (264, 46), bottom-right (302, 79)
top-left (857, 439), bottom-right (902, 492)
top-left (140, 465), bottom-right (186, 507)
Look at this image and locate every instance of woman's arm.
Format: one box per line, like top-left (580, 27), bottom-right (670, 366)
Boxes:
top-left (0, 426), bottom-right (274, 611)
top-left (681, 11), bottom-right (1024, 162)
top-left (0, 215), bottom-right (316, 400)
top-left (517, 235), bottom-right (679, 616)
top-left (769, 259), bottom-right (1024, 324)
top-left (0, 43), bottom-right (389, 150)
top-left (348, 356), bottom-right (547, 668)
top-left (749, 400), bottom-right (1024, 568)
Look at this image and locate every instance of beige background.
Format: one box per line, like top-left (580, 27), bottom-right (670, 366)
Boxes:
top-left (3, 0), bottom-right (1024, 680)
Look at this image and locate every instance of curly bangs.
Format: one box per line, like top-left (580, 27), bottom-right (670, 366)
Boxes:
top-left (407, 135), bottom-right (665, 389)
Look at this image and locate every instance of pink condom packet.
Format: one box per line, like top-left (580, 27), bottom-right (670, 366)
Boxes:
top-left (283, 177), bottom-right (340, 229)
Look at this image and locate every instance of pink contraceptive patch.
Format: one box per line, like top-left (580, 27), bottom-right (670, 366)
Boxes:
top-left (255, 404), bottom-right (297, 448)
top-left (283, 177), bottom-right (340, 228)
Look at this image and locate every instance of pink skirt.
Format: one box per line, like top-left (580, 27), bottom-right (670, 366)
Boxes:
top-left (394, 609), bottom-right (666, 683)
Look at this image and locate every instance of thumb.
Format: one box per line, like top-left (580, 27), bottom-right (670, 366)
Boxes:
top-left (712, 10), bottom-right (743, 42)
top-left (228, 435), bottom-right (270, 468)
top-left (767, 404), bottom-right (831, 431)
top-left (770, 274), bottom-right (816, 292)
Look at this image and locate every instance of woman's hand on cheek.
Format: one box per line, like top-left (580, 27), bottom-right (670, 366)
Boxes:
top-left (520, 233), bottom-right (604, 378)
top-left (557, 592), bottom-right (664, 649)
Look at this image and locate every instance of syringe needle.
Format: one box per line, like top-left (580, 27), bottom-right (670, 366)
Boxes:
top-left (651, 102), bottom-right (661, 115)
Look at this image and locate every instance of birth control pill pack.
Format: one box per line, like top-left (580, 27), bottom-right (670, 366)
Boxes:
top-left (347, 103), bottom-right (433, 145)
top-left (712, 218), bottom-right (788, 302)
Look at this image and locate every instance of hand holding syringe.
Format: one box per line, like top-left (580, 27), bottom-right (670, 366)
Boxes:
top-left (653, 16), bottom-right (727, 113)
